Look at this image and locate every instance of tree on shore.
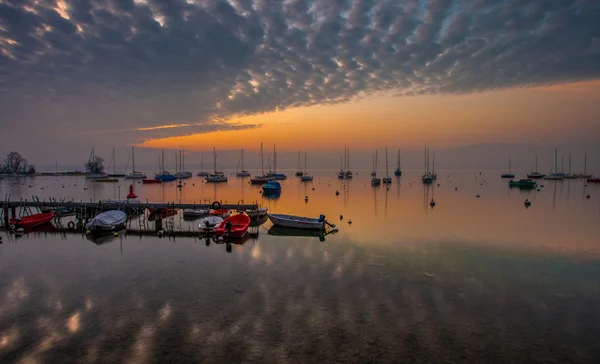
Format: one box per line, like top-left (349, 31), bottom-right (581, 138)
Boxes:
top-left (1, 152), bottom-right (36, 174)
top-left (85, 156), bottom-right (105, 174)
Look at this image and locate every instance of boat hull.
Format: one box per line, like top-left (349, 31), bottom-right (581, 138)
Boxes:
top-left (142, 179), bottom-right (161, 184)
top-left (267, 213), bottom-right (324, 230)
top-left (199, 216), bottom-right (224, 232)
top-left (215, 214), bottom-right (251, 238)
top-left (85, 210), bottom-right (127, 232)
top-left (9, 212), bottom-right (54, 229)
top-left (587, 178), bottom-right (600, 183)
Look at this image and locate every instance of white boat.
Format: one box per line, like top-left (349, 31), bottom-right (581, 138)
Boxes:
top-left (86, 210), bottom-right (127, 232)
top-left (198, 216), bottom-right (223, 232)
top-left (174, 150), bottom-right (191, 179)
top-left (206, 147), bottom-right (228, 183)
top-left (125, 146), bottom-right (147, 179)
top-left (197, 152), bottom-right (209, 176)
top-left (245, 207), bottom-right (268, 218)
top-left (300, 151), bottom-right (313, 181)
top-left (236, 149), bottom-right (251, 177)
top-left (183, 209), bottom-right (210, 217)
top-left (267, 213), bottom-right (326, 230)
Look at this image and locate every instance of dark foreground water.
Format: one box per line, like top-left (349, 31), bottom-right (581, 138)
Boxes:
top-left (1, 170), bottom-right (600, 363)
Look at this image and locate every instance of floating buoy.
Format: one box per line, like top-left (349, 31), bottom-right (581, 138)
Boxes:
top-left (305, 196), bottom-right (309, 203)
top-left (524, 199), bottom-right (531, 208)
top-left (537, 188), bottom-right (541, 192)
top-left (586, 194), bottom-right (591, 199)
top-left (312, 187), bottom-right (315, 191)
top-left (157, 230), bottom-right (164, 237)
top-left (347, 219), bottom-right (352, 225)
top-left (540, 184), bottom-right (544, 187)
top-left (430, 199), bottom-right (436, 207)
top-left (340, 214), bottom-right (343, 221)
top-left (85, 230), bottom-right (91, 235)
top-left (335, 190), bottom-right (339, 196)
top-left (455, 187), bottom-right (458, 191)
top-left (476, 193), bottom-right (480, 198)
top-left (127, 184), bottom-right (137, 199)
top-left (437, 183), bottom-right (440, 187)
top-left (113, 232), bottom-right (119, 237)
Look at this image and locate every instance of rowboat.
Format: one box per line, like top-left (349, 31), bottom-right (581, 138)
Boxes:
top-left (183, 209), bottom-right (210, 218)
top-left (251, 176), bottom-right (269, 184)
top-left (215, 214), bottom-right (251, 238)
top-left (85, 210), bottom-right (127, 233)
top-left (199, 216), bottom-right (224, 232)
top-left (9, 212), bottom-right (54, 229)
top-left (142, 179), bottom-right (161, 184)
top-left (267, 213), bottom-right (326, 230)
top-left (262, 180), bottom-right (281, 194)
top-left (587, 177), bottom-right (600, 183)
top-left (210, 209), bottom-right (231, 218)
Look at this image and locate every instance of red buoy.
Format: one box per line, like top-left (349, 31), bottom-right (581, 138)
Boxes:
top-left (127, 184), bottom-right (137, 199)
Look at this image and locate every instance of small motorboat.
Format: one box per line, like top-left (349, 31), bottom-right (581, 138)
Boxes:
top-left (215, 214), bottom-right (251, 238)
top-left (268, 213), bottom-right (331, 230)
top-left (85, 210), bottom-right (127, 233)
top-left (199, 216), bottom-right (223, 232)
top-left (250, 176), bottom-right (269, 184)
top-left (205, 173), bottom-right (228, 183)
top-left (501, 173), bottom-right (515, 179)
top-left (156, 172), bottom-right (177, 182)
top-left (587, 177), bottom-right (600, 183)
top-left (210, 209), bottom-right (231, 218)
top-left (508, 179), bottom-right (537, 189)
top-left (245, 207), bottom-right (268, 219)
top-left (9, 212), bottom-right (54, 229)
top-left (142, 179), bottom-right (161, 184)
top-left (544, 173), bottom-right (564, 181)
top-left (527, 172), bottom-right (546, 179)
top-left (300, 175), bottom-right (313, 182)
top-left (262, 180), bottom-right (281, 194)
top-left (371, 177), bottom-right (381, 186)
top-left (183, 209), bottom-right (210, 218)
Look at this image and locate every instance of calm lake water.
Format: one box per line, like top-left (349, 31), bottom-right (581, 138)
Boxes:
top-left (1, 170), bottom-right (600, 363)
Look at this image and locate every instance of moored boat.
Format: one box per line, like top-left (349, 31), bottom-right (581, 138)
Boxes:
top-left (587, 177), bottom-right (600, 183)
top-left (262, 180), bottom-right (281, 194)
top-left (199, 216), bottom-right (224, 232)
top-left (183, 209), bottom-right (210, 218)
top-left (508, 179), bottom-right (537, 189)
top-left (85, 210), bottom-right (127, 233)
top-left (394, 149), bottom-right (402, 177)
top-left (501, 158), bottom-right (515, 178)
top-left (125, 147), bottom-right (147, 179)
top-left (215, 214), bottom-right (251, 238)
top-left (268, 213), bottom-right (328, 230)
top-left (210, 209), bottom-right (231, 218)
top-left (142, 179), bottom-right (161, 184)
top-left (9, 212), bottom-right (54, 229)
top-left (245, 207), bottom-right (268, 219)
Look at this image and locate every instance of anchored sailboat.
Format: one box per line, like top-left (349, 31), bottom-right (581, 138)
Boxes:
top-left (382, 147), bottom-right (392, 184)
top-left (125, 146), bottom-right (147, 179)
top-left (344, 148), bottom-right (353, 179)
top-left (155, 149), bottom-right (176, 182)
top-left (301, 152), bottom-right (313, 181)
top-left (236, 149), bottom-right (251, 177)
top-left (563, 153), bottom-right (577, 179)
top-left (174, 150), bottom-right (191, 179)
top-left (501, 158), bottom-right (515, 178)
top-left (197, 152), bottom-right (209, 177)
top-left (251, 143), bottom-right (269, 184)
top-left (295, 151), bottom-right (304, 177)
top-left (265, 145), bottom-right (286, 180)
top-left (394, 149), bottom-right (402, 176)
top-left (206, 147), bottom-right (228, 182)
top-left (85, 148), bottom-right (109, 180)
top-left (544, 149), bottom-right (564, 180)
top-left (371, 150), bottom-right (381, 186)
top-left (576, 154), bottom-right (592, 178)
top-left (107, 148), bottom-right (126, 177)
top-left (422, 147), bottom-right (433, 184)
top-left (527, 154), bottom-right (546, 179)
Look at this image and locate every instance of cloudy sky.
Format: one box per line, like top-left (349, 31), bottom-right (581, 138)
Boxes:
top-left (1, 0), bottom-right (599, 169)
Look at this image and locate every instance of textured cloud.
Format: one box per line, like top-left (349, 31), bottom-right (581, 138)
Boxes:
top-left (1, 0), bottom-right (599, 144)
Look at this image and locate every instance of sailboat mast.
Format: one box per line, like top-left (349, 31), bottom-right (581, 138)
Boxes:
top-left (385, 147), bottom-right (389, 176)
top-left (535, 154), bottom-right (538, 173)
top-left (584, 154), bottom-right (587, 174)
top-left (182, 150), bottom-right (185, 172)
top-left (561, 155), bottom-right (564, 174)
top-left (242, 149), bottom-right (244, 170)
top-left (261, 143), bottom-right (264, 175)
top-left (375, 150), bottom-right (378, 174)
top-left (304, 152), bottom-right (307, 173)
top-left (161, 148), bottom-right (165, 172)
top-left (347, 148), bottom-right (350, 171)
top-left (297, 151), bottom-right (300, 172)
top-left (132, 146), bottom-right (135, 171)
top-left (568, 153), bottom-right (572, 174)
top-left (213, 147), bottom-right (216, 172)
top-left (113, 148), bottom-right (116, 174)
top-left (509, 158), bottom-right (512, 173)
top-left (555, 149), bottom-right (557, 174)
top-left (432, 151), bottom-right (435, 174)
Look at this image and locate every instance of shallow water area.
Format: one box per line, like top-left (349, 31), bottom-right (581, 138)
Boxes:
top-left (1, 170), bottom-right (600, 363)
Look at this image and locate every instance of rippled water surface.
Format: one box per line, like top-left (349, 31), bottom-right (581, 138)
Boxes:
top-left (1, 170), bottom-right (600, 363)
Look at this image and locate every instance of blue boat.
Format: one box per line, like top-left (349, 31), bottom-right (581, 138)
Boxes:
top-left (156, 172), bottom-right (176, 182)
top-left (262, 180), bottom-right (281, 194)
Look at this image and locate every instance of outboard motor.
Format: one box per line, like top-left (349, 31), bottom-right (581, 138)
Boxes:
top-left (318, 214), bottom-right (325, 223)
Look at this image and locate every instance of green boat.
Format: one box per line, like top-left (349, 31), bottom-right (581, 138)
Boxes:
top-left (508, 179), bottom-right (537, 189)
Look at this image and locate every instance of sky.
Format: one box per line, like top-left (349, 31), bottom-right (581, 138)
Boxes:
top-left (1, 0), bottom-right (599, 171)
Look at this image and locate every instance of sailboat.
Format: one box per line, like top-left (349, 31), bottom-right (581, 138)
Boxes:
top-left (576, 155), bottom-right (592, 178)
top-left (251, 143), bottom-right (269, 184)
top-left (85, 148), bottom-right (109, 179)
top-left (295, 151), bottom-right (304, 177)
top-left (197, 152), bottom-right (209, 177)
top-left (371, 151), bottom-right (381, 186)
top-left (301, 152), bottom-right (313, 181)
top-left (107, 148), bottom-right (126, 177)
top-left (265, 145), bottom-right (287, 180)
top-left (206, 147), bottom-right (228, 182)
top-left (155, 149), bottom-right (176, 182)
top-left (344, 148), bottom-right (353, 179)
top-left (431, 151), bottom-right (437, 180)
top-left (544, 149), bottom-right (564, 180)
top-left (422, 147), bottom-right (433, 184)
top-left (527, 154), bottom-right (546, 179)
top-left (382, 147), bottom-right (392, 184)
top-left (125, 146), bottom-right (147, 179)
top-left (394, 149), bottom-right (402, 176)
top-left (236, 149), bottom-right (251, 177)
top-left (563, 153), bottom-right (577, 179)
top-left (501, 158), bottom-right (515, 178)
top-left (174, 150), bottom-right (191, 179)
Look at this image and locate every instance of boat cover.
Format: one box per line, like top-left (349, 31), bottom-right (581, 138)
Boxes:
top-left (86, 210), bottom-right (127, 230)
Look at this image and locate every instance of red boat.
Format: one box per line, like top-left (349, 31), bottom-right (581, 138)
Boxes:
top-left (9, 212), bottom-right (54, 229)
top-left (250, 176), bottom-right (269, 185)
top-left (142, 179), bottom-right (161, 184)
top-left (215, 214), bottom-right (251, 238)
top-left (587, 177), bottom-right (600, 183)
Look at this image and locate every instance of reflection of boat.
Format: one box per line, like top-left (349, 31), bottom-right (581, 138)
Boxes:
top-left (268, 213), bottom-right (327, 230)
top-left (199, 216), bottom-right (223, 232)
top-left (215, 214), bottom-right (251, 238)
top-left (501, 158), bottom-right (515, 178)
top-left (245, 207), bottom-right (268, 219)
top-left (236, 149), bottom-right (251, 177)
top-left (267, 225), bottom-right (325, 238)
top-left (85, 210), bottom-right (127, 233)
top-left (587, 177), bottom-right (600, 183)
top-left (86, 229), bottom-right (125, 245)
top-left (262, 180), bottom-right (281, 194)
top-left (148, 209), bottom-right (178, 221)
top-left (508, 179), bottom-right (537, 189)
top-left (10, 212), bottom-right (54, 229)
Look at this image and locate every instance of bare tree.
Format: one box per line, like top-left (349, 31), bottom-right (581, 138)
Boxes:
top-left (85, 156), bottom-right (105, 174)
top-left (3, 152), bottom-right (27, 173)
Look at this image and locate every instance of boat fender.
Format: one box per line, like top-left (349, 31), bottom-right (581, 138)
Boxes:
top-left (211, 201), bottom-right (221, 210)
top-left (9, 224), bottom-right (16, 230)
top-left (67, 221), bottom-right (76, 230)
top-left (586, 194), bottom-right (591, 199)
top-left (318, 214), bottom-right (325, 223)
